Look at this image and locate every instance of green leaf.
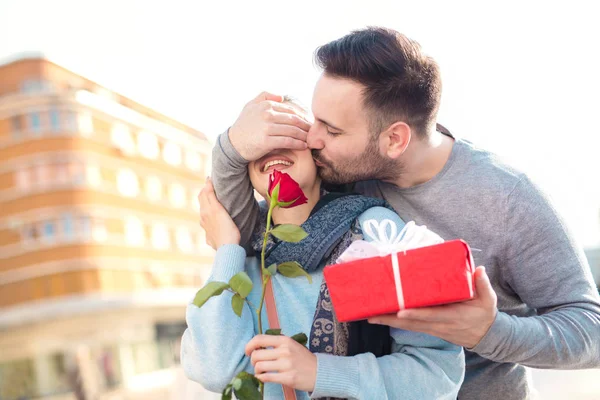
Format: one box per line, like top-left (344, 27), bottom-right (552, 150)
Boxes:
top-left (277, 261), bottom-right (312, 284)
top-left (232, 372), bottom-right (261, 400)
top-left (231, 293), bottom-right (244, 317)
top-left (277, 196), bottom-right (302, 208)
top-left (291, 332), bottom-right (308, 346)
top-left (193, 282), bottom-right (230, 308)
top-left (229, 271), bottom-right (253, 299)
top-left (267, 263), bottom-right (278, 276)
top-left (262, 267), bottom-right (271, 277)
top-left (265, 328), bottom-right (282, 336)
top-left (270, 224), bottom-right (308, 243)
top-left (222, 384), bottom-right (233, 400)
top-left (232, 378), bottom-right (242, 391)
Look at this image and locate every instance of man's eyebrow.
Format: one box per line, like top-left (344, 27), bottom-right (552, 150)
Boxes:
top-left (316, 118), bottom-right (344, 132)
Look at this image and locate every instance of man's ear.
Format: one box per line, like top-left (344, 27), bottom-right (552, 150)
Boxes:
top-left (381, 121), bottom-right (411, 159)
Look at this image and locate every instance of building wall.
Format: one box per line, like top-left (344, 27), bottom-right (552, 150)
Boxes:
top-left (0, 56), bottom-right (214, 399)
top-left (0, 57), bottom-right (212, 315)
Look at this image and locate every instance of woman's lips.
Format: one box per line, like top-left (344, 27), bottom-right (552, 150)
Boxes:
top-left (259, 154), bottom-right (294, 174)
top-left (262, 162), bottom-right (293, 174)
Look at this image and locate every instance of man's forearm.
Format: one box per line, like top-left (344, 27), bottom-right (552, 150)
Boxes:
top-left (471, 301), bottom-right (600, 368)
top-left (211, 130), bottom-right (260, 253)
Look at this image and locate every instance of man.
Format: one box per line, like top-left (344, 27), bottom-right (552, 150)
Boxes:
top-left (205, 27), bottom-right (600, 399)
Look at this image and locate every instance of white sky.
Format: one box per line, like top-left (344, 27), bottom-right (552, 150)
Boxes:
top-left (1, 0), bottom-right (599, 247)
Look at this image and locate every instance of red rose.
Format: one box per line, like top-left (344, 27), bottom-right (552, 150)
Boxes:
top-left (267, 170), bottom-right (308, 208)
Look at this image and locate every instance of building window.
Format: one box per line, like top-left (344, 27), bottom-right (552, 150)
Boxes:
top-left (184, 150), bottom-right (202, 172)
top-left (93, 219), bottom-right (108, 242)
top-left (55, 163), bottom-right (69, 185)
top-left (20, 79), bottom-right (54, 94)
top-left (79, 216), bottom-right (92, 240)
top-left (65, 111), bottom-right (77, 132)
top-left (21, 224), bottom-right (38, 244)
top-left (78, 111), bottom-right (94, 136)
top-left (15, 169), bottom-right (30, 191)
top-left (35, 164), bottom-right (49, 188)
top-left (196, 231), bottom-right (212, 253)
top-left (11, 115), bottom-right (22, 139)
top-left (151, 223), bottom-right (170, 250)
top-left (111, 122), bottom-right (136, 156)
top-left (191, 189), bottom-right (200, 212)
top-left (175, 226), bottom-right (193, 253)
top-left (61, 213), bottom-right (75, 241)
top-left (117, 169), bottom-right (139, 198)
top-left (204, 155), bottom-right (212, 176)
top-left (145, 176), bottom-right (162, 202)
top-left (28, 112), bottom-right (42, 135)
top-left (163, 141), bottom-right (182, 166)
top-left (86, 165), bottom-right (102, 187)
top-left (124, 216), bottom-right (145, 247)
top-left (42, 221), bottom-right (56, 243)
top-left (49, 109), bottom-right (61, 133)
top-left (138, 131), bottom-right (159, 159)
top-left (168, 183), bottom-right (186, 208)
top-left (132, 341), bottom-right (160, 375)
top-left (68, 162), bottom-right (85, 186)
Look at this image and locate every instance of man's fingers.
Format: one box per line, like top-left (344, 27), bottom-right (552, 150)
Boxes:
top-left (369, 314), bottom-right (442, 335)
top-left (474, 266), bottom-right (497, 306)
top-left (269, 112), bottom-right (312, 133)
top-left (367, 314), bottom-right (405, 329)
top-left (266, 110), bottom-right (311, 132)
top-left (269, 103), bottom-right (312, 128)
top-left (269, 102), bottom-right (300, 114)
top-left (252, 91), bottom-right (284, 104)
top-left (396, 305), bottom-right (455, 323)
top-left (269, 123), bottom-right (309, 142)
top-left (268, 136), bottom-right (308, 151)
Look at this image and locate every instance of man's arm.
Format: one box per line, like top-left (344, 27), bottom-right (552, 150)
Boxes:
top-left (370, 175), bottom-right (600, 368)
top-left (469, 176), bottom-right (600, 368)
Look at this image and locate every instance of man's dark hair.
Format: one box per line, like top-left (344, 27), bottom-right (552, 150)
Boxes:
top-left (315, 27), bottom-right (442, 138)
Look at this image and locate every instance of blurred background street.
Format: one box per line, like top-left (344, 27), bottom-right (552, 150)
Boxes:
top-left (0, 1), bottom-right (599, 399)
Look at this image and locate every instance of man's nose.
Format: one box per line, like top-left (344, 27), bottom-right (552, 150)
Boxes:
top-left (307, 125), bottom-right (325, 150)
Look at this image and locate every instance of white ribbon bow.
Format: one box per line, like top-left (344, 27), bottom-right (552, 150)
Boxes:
top-left (336, 219), bottom-right (444, 310)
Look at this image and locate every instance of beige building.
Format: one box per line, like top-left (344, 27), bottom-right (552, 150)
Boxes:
top-left (0, 54), bottom-right (213, 399)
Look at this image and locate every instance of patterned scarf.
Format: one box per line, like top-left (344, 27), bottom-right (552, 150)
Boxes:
top-left (251, 193), bottom-right (393, 399)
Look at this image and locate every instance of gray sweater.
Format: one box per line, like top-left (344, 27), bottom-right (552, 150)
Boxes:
top-left (211, 131), bottom-right (600, 400)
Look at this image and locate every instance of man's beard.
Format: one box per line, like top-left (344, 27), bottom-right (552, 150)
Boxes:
top-left (311, 141), bottom-right (401, 185)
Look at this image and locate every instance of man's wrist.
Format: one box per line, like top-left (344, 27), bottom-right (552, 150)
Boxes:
top-left (468, 311), bottom-right (509, 355)
top-left (218, 128), bottom-right (249, 166)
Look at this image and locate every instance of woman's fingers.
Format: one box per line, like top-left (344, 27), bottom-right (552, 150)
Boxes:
top-left (249, 348), bottom-right (279, 366)
top-left (254, 360), bottom-right (288, 375)
top-left (245, 334), bottom-right (286, 356)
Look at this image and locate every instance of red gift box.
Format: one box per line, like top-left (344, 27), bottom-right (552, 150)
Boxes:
top-left (323, 239), bottom-right (476, 322)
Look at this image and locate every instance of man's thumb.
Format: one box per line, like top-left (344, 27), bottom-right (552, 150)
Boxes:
top-left (474, 266), bottom-right (496, 304)
top-left (252, 91), bottom-right (284, 104)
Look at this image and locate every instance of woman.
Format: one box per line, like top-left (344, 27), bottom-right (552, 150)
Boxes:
top-left (181, 110), bottom-right (464, 400)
